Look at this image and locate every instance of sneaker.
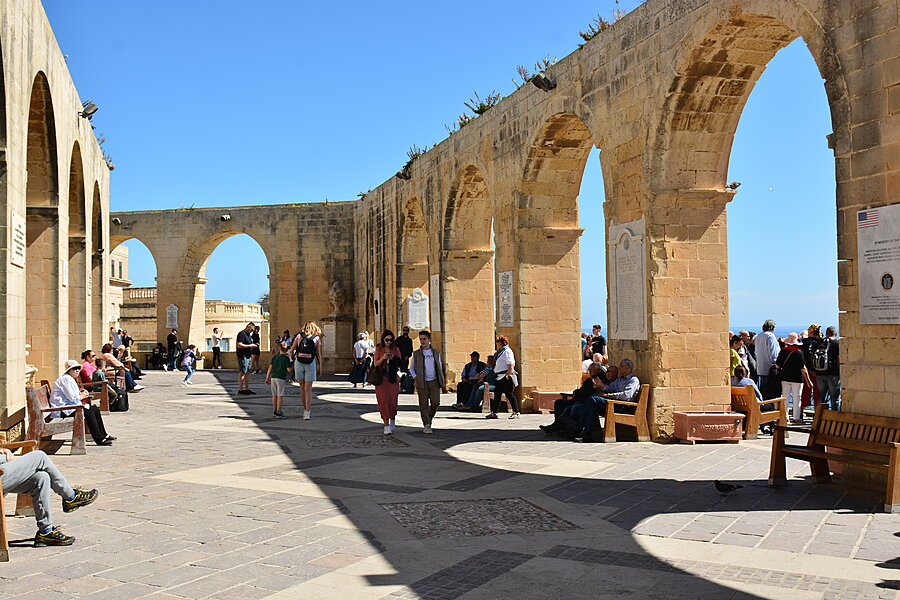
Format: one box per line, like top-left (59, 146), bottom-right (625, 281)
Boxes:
top-left (274, 410), bottom-right (285, 419)
top-left (185, 381), bottom-right (193, 385)
top-left (246, 390), bottom-right (257, 395)
top-left (389, 417), bottom-right (396, 428)
top-left (303, 410), bottom-right (311, 420)
top-left (423, 426), bottom-right (433, 434)
top-left (132, 385), bottom-right (145, 391)
top-left (181, 381), bottom-right (188, 386)
top-left (34, 527), bottom-right (75, 547)
top-left (508, 412), bottom-right (520, 419)
top-left (384, 426), bottom-right (392, 435)
top-left (485, 413), bottom-right (498, 420)
top-left (162, 365), bottom-right (168, 372)
top-left (63, 488), bottom-right (98, 513)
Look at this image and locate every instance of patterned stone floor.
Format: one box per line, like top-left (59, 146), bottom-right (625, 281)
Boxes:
top-left (1, 370), bottom-right (897, 599)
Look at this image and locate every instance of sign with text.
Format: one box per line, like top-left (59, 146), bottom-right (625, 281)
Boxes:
top-left (165, 303), bottom-right (179, 329)
top-left (858, 203), bottom-right (900, 324)
top-left (608, 218), bottom-right (647, 340)
top-left (407, 288), bottom-right (429, 329)
top-left (498, 270), bottom-right (514, 328)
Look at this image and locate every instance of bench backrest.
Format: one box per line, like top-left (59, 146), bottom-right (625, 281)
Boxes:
top-left (27, 384), bottom-right (52, 413)
top-left (811, 406), bottom-right (900, 456)
top-left (730, 385), bottom-right (755, 412)
top-left (634, 384), bottom-right (649, 413)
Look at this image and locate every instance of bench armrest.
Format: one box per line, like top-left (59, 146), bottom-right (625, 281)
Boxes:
top-left (39, 404), bottom-right (85, 413)
top-left (773, 424), bottom-right (812, 434)
top-left (759, 397), bottom-right (785, 406)
top-left (608, 399), bottom-right (637, 406)
top-left (0, 440), bottom-right (38, 451)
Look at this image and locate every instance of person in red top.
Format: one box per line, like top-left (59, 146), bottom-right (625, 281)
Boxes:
top-left (80, 349), bottom-right (98, 384)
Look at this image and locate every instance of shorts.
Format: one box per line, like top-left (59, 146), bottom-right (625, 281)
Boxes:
top-left (295, 359), bottom-right (317, 382)
top-left (270, 378), bottom-right (286, 396)
top-left (238, 356), bottom-right (252, 373)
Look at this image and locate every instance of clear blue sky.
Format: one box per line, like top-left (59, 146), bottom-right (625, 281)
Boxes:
top-left (43, 1), bottom-right (838, 331)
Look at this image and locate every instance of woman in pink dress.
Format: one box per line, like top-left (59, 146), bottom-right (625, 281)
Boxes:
top-left (373, 330), bottom-right (402, 435)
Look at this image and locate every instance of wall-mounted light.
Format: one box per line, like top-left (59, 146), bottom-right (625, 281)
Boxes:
top-left (726, 181), bottom-right (741, 190)
top-left (80, 101), bottom-right (99, 120)
top-left (220, 214), bottom-right (231, 222)
top-left (531, 73), bottom-right (557, 92)
top-left (395, 170), bottom-right (411, 181)
top-left (111, 217), bottom-right (122, 225)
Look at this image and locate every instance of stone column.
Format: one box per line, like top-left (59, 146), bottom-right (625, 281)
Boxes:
top-left (67, 236), bottom-right (88, 358)
top-left (639, 189), bottom-right (734, 438)
top-left (514, 226), bottom-right (584, 406)
top-left (441, 249), bottom-right (495, 384)
top-left (155, 275), bottom-right (206, 350)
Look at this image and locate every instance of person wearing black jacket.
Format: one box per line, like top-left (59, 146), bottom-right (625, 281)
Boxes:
top-left (456, 352), bottom-right (487, 406)
top-left (395, 327), bottom-right (414, 369)
top-left (539, 363), bottom-right (616, 436)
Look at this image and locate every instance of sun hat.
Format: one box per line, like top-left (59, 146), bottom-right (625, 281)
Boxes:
top-left (784, 332), bottom-right (803, 346)
top-left (62, 359), bottom-right (81, 374)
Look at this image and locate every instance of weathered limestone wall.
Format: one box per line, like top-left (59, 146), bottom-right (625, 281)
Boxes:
top-left (0, 1), bottom-right (111, 441)
top-left (110, 203), bottom-right (357, 371)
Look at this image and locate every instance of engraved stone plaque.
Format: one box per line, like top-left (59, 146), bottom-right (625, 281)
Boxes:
top-left (858, 203), bottom-right (900, 324)
top-left (323, 322), bottom-right (336, 354)
top-left (407, 288), bottom-right (429, 329)
top-left (165, 303), bottom-right (179, 329)
top-left (608, 219), bottom-right (647, 340)
top-left (9, 210), bottom-right (25, 268)
top-left (498, 270), bottom-right (514, 328)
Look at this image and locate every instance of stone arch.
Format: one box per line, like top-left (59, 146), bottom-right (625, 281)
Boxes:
top-left (67, 141), bottom-right (88, 357)
top-left (397, 196), bottom-right (429, 329)
top-left (652, 7), bottom-right (849, 191)
top-left (90, 181), bottom-right (105, 347)
top-left (25, 71), bottom-right (61, 378)
top-left (109, 235), bottom-right (160, 348)
top-left (441, 164), bottom-right (495, 381)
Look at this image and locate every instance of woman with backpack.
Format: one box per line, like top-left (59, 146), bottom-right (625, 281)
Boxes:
top-left (775, 332), bottom-right (813, 423)
top-left (290, 321), bottom-right (322, 420)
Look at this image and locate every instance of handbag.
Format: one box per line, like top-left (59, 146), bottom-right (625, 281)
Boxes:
top-left (366, 366), bottom-right (383, 386)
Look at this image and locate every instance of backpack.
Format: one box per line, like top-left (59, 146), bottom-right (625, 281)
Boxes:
top-left (295, 333), bottom-right (317, 364)
top-left (808, 338), bottom-right (831, 372)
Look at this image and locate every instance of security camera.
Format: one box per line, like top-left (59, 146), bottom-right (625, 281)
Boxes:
top-left (111, 217), bottom-right (122, 225)
top-left (220, 215), bottom-right (231, 222)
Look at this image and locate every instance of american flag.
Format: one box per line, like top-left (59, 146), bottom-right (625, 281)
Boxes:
top-left (858, 209), bottom-right (879, 228)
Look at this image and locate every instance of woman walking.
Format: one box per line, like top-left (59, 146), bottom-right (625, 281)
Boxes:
top-left (776, 332), bottom-right (813, 423)
top-left (349, 332), bottom-right (369, 388)
top-left (50, 360), bottom-right (116, 446)
top-left (373, 330), bottom-right (402, 434)
top-left (290, 321), bottom-right (322, 420)
top-left (486, 335), bottom-right (520, 419)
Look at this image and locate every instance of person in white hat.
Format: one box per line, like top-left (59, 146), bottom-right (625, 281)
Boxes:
top-left (774, 332), bottom-right (814, 423)
top-left (49, 359), bottom-right (116, 446)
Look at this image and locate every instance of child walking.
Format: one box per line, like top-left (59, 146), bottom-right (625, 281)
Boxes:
top-left (181, 344), bottom-right (200, 385)
top-left (265, 341), bottom-right (292, 418)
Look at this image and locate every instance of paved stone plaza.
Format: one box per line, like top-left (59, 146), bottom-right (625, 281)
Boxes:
top-left (2, 371), bottom-right (898, 599)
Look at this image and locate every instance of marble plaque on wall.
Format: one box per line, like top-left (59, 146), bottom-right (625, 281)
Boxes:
top-left (608, 219), bottom-right (647, 340)
top-left (498, 270), bottom-right (514, 327)
top-left (166, 303), bottom-right (179, 329)
top-left (407, 288), bottom-right (429, 329)
top-left (323, 322), bottom-right (336, 354)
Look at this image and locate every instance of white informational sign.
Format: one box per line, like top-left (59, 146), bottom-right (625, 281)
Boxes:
top-left (9, 210), bottom-right (26, 268)
top-left (323, 322), bottom-right (336, 354)
top-left (61, 260), bottom-right (69, 287)
top-left (374, 287), bottom-right (382, 332)
top-left (498, 270), bottom-right (514, 328)
top-left (407, 288), bottom-right (429, 329)
top-left (165, 303), bottom-right (179, 329)
top-left (608, 218), bottom-right (647, 340)
top-left (429, 274), bottom-right (441, 331)
top-left (858, 203), bottom-right (900, 324)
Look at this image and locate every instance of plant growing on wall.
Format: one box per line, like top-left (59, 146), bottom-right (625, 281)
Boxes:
top-left (396, 144), bottom-right (429, 180)
top-left (579, 14), bottom-right (612, 42)
top-left (445, 112), bottom-right (474, 135)
top-left (512, 55), bottom-right (558, 88)
top-left (463, 91), bottom-right (502, 115)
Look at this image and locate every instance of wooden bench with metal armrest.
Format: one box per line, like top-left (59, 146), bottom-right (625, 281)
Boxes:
top-left (769, 405), bottom-right (900, 513)
top-left (26, 384), bottom-right (86, 455)
top-left (730, 385), bottom-right (786, 440)
top-left (0, 440), bottom-right (39, 561)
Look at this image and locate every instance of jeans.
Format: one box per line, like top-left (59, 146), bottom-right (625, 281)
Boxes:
top-left (166, 352), bottom-right (178, 371)
top-left (0, 450), bottom-right (74, 532)
top-left (464, 382), bottom-right (494, 411)
top-left (123, 369), bottom-right (137, 391)
top-left (183, 364), bottom-right (194, 382)
top-left (816, 375), bottom-right (841, 410)
top-left (416, 379), bottom-right (441, 426)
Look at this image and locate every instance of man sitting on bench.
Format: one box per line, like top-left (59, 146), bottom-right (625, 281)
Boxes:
top-left (571, 358), bottom-right (641, 443)
top-left (539, 363), bottom-right (616, 437)
top-left (0, 448), bottom-right (98, 546)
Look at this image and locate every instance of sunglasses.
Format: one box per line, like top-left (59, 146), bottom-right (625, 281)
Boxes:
top-left (384, 338), bottom-right (394, 342)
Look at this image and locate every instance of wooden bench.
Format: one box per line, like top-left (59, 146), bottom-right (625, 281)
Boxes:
top-left (0, 440), bottom-right (39, 561)
top-left (602, 384), bottom-right (651, 442)
top-left (42, 378), bottom-right (109, 413)
top-left (26, 384), bottom-right (86, 455)
top-left (730, 385), bottom-right (786, 440)
top-left (769, 405), bottom-right (900, 513)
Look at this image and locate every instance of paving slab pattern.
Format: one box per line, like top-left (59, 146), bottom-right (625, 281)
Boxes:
top-left (1, 370), bottom-right (897, 600)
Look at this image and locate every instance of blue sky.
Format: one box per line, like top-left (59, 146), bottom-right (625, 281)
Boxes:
top-left (43, 1), bottom-right (838, 331)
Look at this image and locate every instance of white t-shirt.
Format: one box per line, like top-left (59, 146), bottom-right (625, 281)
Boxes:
top-left (581, 358), bottom-right (593, 373)
top-left (422, 348), bottom-right (437, 381)
top-left (494, 346), bottom-right (515, 380)
top-left (50, 374), bottom-right (81, 419)
top-left (212, 332), bottom-right (222, 348)
top-left (354, 340), bottom-right (368, 359)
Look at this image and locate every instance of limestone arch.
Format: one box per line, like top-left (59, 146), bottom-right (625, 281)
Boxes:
top-left (67, 141), bottom-right (88, 357)
top-left (25, 71), bottom-right (61, 379)
top-left (651, 6), bottom-right (849, 192)
top-left (397, 196), bottom-right (428, 329)
top-left (109, 235), bottom-right (160, 348)
top-left (441, 164), bottom-right (495, 381)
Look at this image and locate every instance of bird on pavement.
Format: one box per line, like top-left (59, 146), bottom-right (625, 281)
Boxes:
top-left (715, 480), bottom-right (744, 494)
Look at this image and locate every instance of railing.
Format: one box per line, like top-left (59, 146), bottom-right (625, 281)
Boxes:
top-left (125, 287), bottom-right (156, 300)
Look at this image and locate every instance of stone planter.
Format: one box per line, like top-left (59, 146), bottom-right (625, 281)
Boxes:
top-left (531, 391), bottom-right (561, 414)
top-left (674, 411), bottom-right (745, 444)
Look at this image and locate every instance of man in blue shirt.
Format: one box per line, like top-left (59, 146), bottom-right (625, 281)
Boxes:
top-left (755, 320), bottom-right (780, 395)
top-left (571, 358), bottom-right (640, 443)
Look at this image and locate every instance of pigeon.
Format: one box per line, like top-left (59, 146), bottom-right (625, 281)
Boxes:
top-left (715, 480), bottom-right (744, 494)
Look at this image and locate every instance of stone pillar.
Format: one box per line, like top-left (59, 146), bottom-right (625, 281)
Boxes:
top-left (441, 249), bottom-right (495, 384)
top-left (67, 236), bottom-right (88, 358)
top-left (514, 226), bottom-right (584, 408)
top-left (640, 189), bottom-right (734, 438)
top-left (155, 275), bottom-right (206, 350)
top-left (25, 206), bottom-right (61, 383)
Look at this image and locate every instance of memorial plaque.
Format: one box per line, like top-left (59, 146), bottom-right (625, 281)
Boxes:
top-left (498, 270), bottom-right (514, 327)
top-left (9, 210), bottom-right (25, 268)
top-left (407, 288), bottom-right (429, 329)
top-left (374, 287), bottom-right (382, 332)
top-left (608, 219), bottom-right (647, 340)
top-left (165, 303), bottom-right (179, 329)
top-left (61, 260), bottom-right (68, 287)
top-left (323, 322), bottom-right (336, 353)
top-left (858, 203), bottom-right (900, 324)
top-left (429, 274), bottom-right (440, 331)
